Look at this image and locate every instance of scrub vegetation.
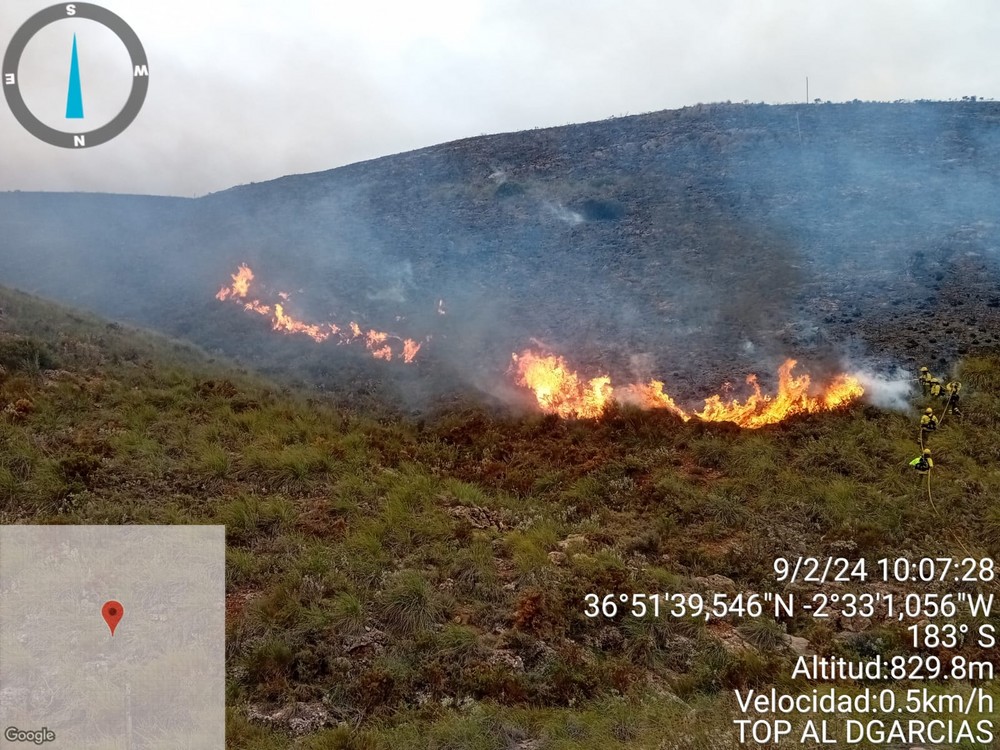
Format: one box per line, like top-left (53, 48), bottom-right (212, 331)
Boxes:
top-left (1, 286), bottom-right (997, 748)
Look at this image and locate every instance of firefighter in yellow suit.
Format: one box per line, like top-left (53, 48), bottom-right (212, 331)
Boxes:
top-left (909, 449), bottom-right (933, 474)
top-left (918, 366), bottom-right (933, 394)
top-left (944, 381), bottom-right (962, 415)
top-left (929, 378), bottom-right (944, 398)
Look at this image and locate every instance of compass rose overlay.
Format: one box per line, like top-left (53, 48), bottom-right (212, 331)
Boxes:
top-left (3, 3), bottom-right (148, 149)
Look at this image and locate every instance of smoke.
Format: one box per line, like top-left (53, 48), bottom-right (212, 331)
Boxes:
top-left (544, 201), bottom-right (584, 225)
top-left (2, 102), bottom-right (1000, 416)
top-left (367, 261), bottom-right (415, 304)
top-left (852, 367), bottom-right (914, 412)
top-left (627, 352), bottom-right (656, 382)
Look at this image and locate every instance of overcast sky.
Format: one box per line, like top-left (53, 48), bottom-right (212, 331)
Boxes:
top-left (0, 0), bottom-right (997, 196)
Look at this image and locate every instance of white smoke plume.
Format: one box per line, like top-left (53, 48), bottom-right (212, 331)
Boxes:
top-left (544, 201), bottom-right (584, 225)
top-left (852, 367), bottom-right (914, 411)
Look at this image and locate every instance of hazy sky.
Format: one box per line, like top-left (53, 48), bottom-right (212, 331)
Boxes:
top-left (0, 0), bottom-right (997, 196)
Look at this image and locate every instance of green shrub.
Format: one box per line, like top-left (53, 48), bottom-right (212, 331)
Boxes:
top-left (379, 570), bottom-right (444, 635)
top-left (737, 617), bottom-right (786, 651)
top-left (690, 435), bottom-right (731, 470)
top-left (245, 636), bottom-right (295, 684)
top-left (301, 727), bottom-right (378, 750)
top-left (330, 591), bottom-right (366, 637)
top-left (219, 495), bottom-right (296, 543)
top-left (0, 337), bottom-right (56, 373)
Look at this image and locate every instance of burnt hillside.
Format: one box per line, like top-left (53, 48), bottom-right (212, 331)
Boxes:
top-left (2, 101), bottom-right (999, 406)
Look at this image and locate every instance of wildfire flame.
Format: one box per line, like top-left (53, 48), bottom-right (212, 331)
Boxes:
top-left (511, 351), bottom-right (613, 419)
top-left (513, 350), bottom-right (864, 428)
top-left (618, 380), bottom-right (689, 421)
top-left (216, 264), bottom-right (423, 363)
top-left (692, 360), bottom-right (863, 428)
top-left (216, 265), bottom-right (863, 424)
top-left (216, 264), bottom-right (254, 301)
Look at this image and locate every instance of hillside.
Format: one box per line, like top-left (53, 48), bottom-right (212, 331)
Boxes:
top-left (2, 101), bottom-right (1000, 410)
top-left (2, 285), bottom-right (998, 748)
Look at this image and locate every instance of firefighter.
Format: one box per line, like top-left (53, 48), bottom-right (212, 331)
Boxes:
top-left (928, 378), bottom-right (943, 399)
top-left (909, 448), bottom-right (933, 474)
top-left (918, 366), bottom-right (933, 394)
top-left (945, 380), bottom-right (962, 416)
top-left (920, 407), bottom-right (938, 433)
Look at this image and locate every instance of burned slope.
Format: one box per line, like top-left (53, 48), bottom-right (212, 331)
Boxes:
top-left (1, 101), bottom-right (999, 405)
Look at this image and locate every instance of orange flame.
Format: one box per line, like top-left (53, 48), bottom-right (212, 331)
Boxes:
top-left (513, 350), bottom-right (863, 427)
top-left (273, 303), bottom-right (334, 343)
top-left (216, 264), bottom-right (254, 301)
top-left (512, 351), bottom-right (613, 419)
top-left (693, 359), bottom-right (864, 428)
top-left (618, 380), bottom-right (690, 421)
top-left (403, 339), bottom-right (422, 363)
top-left (216, 264), bottom-right (425, 363)
top-left (242, 300), bottom-right (271, 315)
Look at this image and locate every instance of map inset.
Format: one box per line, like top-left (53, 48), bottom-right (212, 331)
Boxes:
top-left (0, 525), bottom-right (225, 748)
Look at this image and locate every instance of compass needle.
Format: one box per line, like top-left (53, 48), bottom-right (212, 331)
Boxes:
top-left (66, 33), bottom-right (84, 119)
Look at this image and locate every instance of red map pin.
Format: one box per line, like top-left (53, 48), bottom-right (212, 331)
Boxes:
top-left (102, 600), bottom-right (124, 636)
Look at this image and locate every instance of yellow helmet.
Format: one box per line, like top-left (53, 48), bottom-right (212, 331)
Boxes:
top-left (925, 408), bottom-right (934, 414)
top-left (923, 448), bottom-right (932, 456)
top-left (920, 366), bottom-right (928, 372)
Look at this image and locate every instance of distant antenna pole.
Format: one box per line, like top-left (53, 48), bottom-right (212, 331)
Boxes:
top-left (806, 77), bottom-right (809, 103)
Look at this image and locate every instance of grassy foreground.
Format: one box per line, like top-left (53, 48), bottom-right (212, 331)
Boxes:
top-left (1, 285), bottom-right (998, 749)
